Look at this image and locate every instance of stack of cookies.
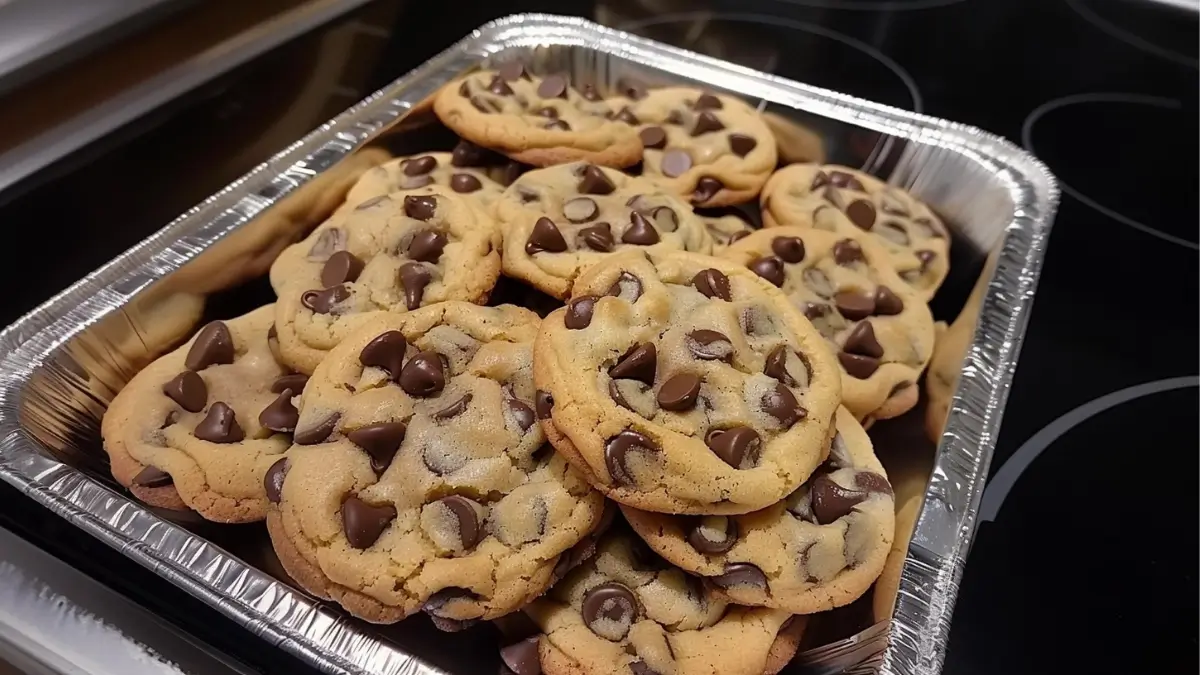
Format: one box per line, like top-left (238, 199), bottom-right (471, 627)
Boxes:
top-left (102, 63), bottom-right (953, 675)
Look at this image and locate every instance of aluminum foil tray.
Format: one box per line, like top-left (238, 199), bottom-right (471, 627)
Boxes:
top-left (0, 14), bottom-right (1057, 675)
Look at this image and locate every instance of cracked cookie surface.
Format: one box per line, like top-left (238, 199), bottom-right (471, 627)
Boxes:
top-left (761, 164), bottom-right (950, 300)
top-left (522, 528), bottom-right (803, 675)
top-left (622, 406), bottom-right (894, 614)
top-left (607, 87), bottom-right (778, 207)
top-left (723, 227), bottom-right (934, 421)
top-left (266, 302), bottom-right (606, 624)
top-left (433, 65), bottom-right (642, 168)
top-left (101, 305), bottom-right (295, 522)
top-left (533, 250), bottom-right (840, 515)
top-left (269, 185), bottom-right (502, 373)
top-left (495, 162), bottom-right (714, 299)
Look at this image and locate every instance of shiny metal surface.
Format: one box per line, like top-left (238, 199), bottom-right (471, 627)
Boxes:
top-left (0, 14), bottom-right (1058, 675)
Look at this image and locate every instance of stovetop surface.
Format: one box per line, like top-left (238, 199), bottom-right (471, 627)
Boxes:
top-left (0, 1), bottom-right (1194, 673)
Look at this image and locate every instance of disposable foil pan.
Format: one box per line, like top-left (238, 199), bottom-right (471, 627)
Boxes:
top-left (0, 14), bottom-right (1057, 675)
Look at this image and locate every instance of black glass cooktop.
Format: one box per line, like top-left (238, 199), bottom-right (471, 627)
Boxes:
top-left (0, 1), bottom-right (1195, 673)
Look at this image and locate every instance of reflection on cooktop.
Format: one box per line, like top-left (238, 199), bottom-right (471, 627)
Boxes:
top-left (1065, 0), bottom-right (1198, 67)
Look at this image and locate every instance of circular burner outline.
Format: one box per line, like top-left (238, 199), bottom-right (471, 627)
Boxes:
top-left (1022, 92), bottom-right (1197, 251)
top-left (617, 11), bottom-right (924, 113)
top-left (768, 0), bottom-right (967, 10)
top-left (1064, 0), bottom-right (1198, 69)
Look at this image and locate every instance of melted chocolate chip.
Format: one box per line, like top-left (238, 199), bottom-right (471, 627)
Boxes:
top-left (321, 251), bottom-right (364, 288)
top-left (838, 352), bottom-right (880, 379)
top-left (692, 177), bottom-right (724, 204)
top-left (609, 343), bottom-right (657, 384)
top-left (687, 330), bottom-right (733, 362)
top-left (132, 466), bottom-right (172, 488)
top-left (487, 75), bottom-right (513, 96)
top-left (810, 171), bottom-right (830, 190)
top-left (613, 107), bottom-right (640, 125)
top-left (622, 212), bottom-right (660, 245)
top-left (162, 371), bottom-right (206, 412)
top-left (711, 563), bottom-right (768, 591)
top-left (771, 236), bottom-right (805, 263)
top-left (185, 322), bottom-right (234, 371)
top-left (843, 321), bottom-right (884, 358)
top-left (497, 62), bottom-right (530, 82)
top-left (259, 389), bottom-right (300, 433)
top-left (564, 296), bottom-right (597, 329)
top-left (660, 149), bottom-right (692, 178)
top-left (359, 331), bottom-right (407, 379)
top-left (832, 239), bottom-right (866, 265)
top-left (403, 195), bottom-right (437, 221)
top-left (762, 382), bottom-right (804, 428)
top-left (294, 412), bottom-right (340, 445)
top-left (749, 256), bottom-right (786, 287)
top-left (341, 496), bottom-right (396, 549)
top-left (270, 373), bottom-right (309, 394)
top-left (687, 516), bottom-right (738, 554)
top-left (307, 227), bottom-right (345, 260)
top-left (704, 426), bottom-right (761, 469)
top-left (581, 582), bottom-right (638, 641)
top-left (829, 170), bottom-right (864, 191)
top-left (845, 200), bottom-right (877, 230)
top-left (692, 268), bottom-right (731, 301)
top-left (264, 458), bottom-right (287, 503)
top-left (873, 286), bottom-right (904, 315)
top-left (347, 422), bottom-right (407, 475)
top-left (535, 390), bottom-right (554, 419)
top-left (438, 495), bottom-right (483, 549)
top-left (399, 351), bottom-right (446, 397)
top-left (525, 217), bottom-right (568, 255)
top-left (404, 155), bottom-right (438, 175)
top-left (433, 393), bottom-right (473, 420)
top-left (606, 272), bottom-right (643, 301)
top-left (398, 263), bottom-right (432, 310)
top-left (693, 93), bottom-right (723, 110)
top-left (657, 373), bottom-right (701, 411)
top-left (408, 230), bottom-right (448, 263)
top-left (580, 223), bottom-right (614, 252)
top-left (809, 472), bottom-right (889, 524)
top-left (834, 290), bottom-right (876, 321)
top-left (536, 74), bottom-right (568, 99)
top-left (639, 126), bottom-right (667, 150)
top-left (450, 173), bottom-right (482, 193)
top-left (604, 430), bottom-right (660, 486)
top-left (193, 402), bottom-right (244, 443)
top-left (578, 165), bottom-right (617, 195)
top-left (728, 133), bottom-right (758, 157)
top-left (763, 345), bottom-right (801, 387)
top-left (506, 399), bottom-right (535, 433)
top-left (500, 636), bottom-right (540, 675)
top-left (301, 285), bottom-right (350, 314)
top-left (691, 111), bottom-right (725, 136)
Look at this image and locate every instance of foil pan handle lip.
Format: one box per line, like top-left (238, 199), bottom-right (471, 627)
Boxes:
top-left (0, 13), bottom-right (1060, 675)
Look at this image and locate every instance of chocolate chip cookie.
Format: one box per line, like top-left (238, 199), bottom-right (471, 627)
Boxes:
top-left (533, 250), bottom-right (841, 515)
top-left (101, 305), bottom-right (297, 522)
top-left (494, 162), bottom-right (714, 299)
top-left (761, 164), bottom-right (950, 300)
top-left (265, 302), bottom-right (607, 625)
top-left (433, 65), bottom-right (642, 168)
top-left (696, 209), bottom-right (756, 253)
top-left (334, 149), bottom-right (505, 215)
top-left (723, 227), bottom-right (935, 421)
top-left (268, 185), bottom-right (502, 373)
top-left (523, 529), bottom-right (805, 675)
top-left (622, 406), bottom-right (895, 614)
top-left (609, 87), bottom-right (778, 207)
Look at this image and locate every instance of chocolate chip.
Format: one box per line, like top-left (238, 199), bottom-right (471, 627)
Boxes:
top-left (873, 286), bottom-right (904, 315)
top-left (564, 296), bottom-right (597, 329)
top-left (398, 263), bottom-right (432, 310)
top-left (307, 227), bottom-right (345, 260)
top-left (437, 495), bottom-right (483, 549)
top-left (487, 75), bottom-right (513, 96)
top-left (506, 399), bottom-right (535, 433)
top-left (693, 93), bottom-right (723, 110)
top-left (762, 382), bottom-right (804, 428)
top-left (525, 217), bottom-right (568, 255)
top-left (563, 197), bottom-right (598, 223)
top-left (347, 422), bottom-right (407, 474)
top-left (810, 171), bottom-right (829, 190)
top-left (802, 268), bottom-right (834, 298)
top-left (399, 351), bottom-right (446, 397)
top-left (581, 582), bottom-right (638, 641)
top-left (408, 230), bottom-right (448, 263)
top-left (321, 251), bottom-right (364, 288)
top-left (711, 563), bottom-right (767, 591)
top-left (259, 388), bottom-right (300, 433)
top-left (727, 230), bottom-right (750, 245)
top-left (580, 84), bottom-right (602, 101)
top-left (536, 74), bottom-right (568, 99)
top-left (578, 165), bottom-right (616, 195)
top-left (193, 402), bottom-right (244, 443)
top-left (832, 239), bottom-right (866, 265)
top-left (916, 249), bottom-right (936, 270)
top-left (687, 516), bottom-right (738, 554)
top-left (500, 636), bottom-right (540, 675)
top-left (834, 290), bottom-right (876, 321)
top-left (162, 371), bottom-right (206, 412)
top-left (451, 139), bottom-right (488, 166)
top-left (535, 390), bottom-right (554, 419)
top-left (809, 473), bottom-right (877, 525)
top-left (639, 126), bottom-right (667, 150)
top-left (604, 430), bottom-right (660, 486)
top-left (609, 343), bottom-right (656, 384)
top-left (687, 330), bottom-right (733, 362)
top-left (359, 331), bottom-right (407, 379)
top-left (763, 345), bottom-right (800, 387)
top-left (185, 322), bottom-right (234, 371)
top-left (691, 111), bottom-right (725, 136)
top-left (613, 107), bottom-right (640, 125)
top-left (433, 393), bottom-right (473, 420)
top-left (341, 496), bottom-right (396, 549)
top-left (301, 285), bottom-right (350, 314)
top-left (660, 149), bottom-right (692, 178)
top-left (544, 119), bottom-right (571, 131)
top-left (498, 62), bottom-right (530, 82)
top-left (269, 374), bottom-right (308, 396)
top-left (470, 96), bottom-right (497, 113)
top-left (877, 222), bottom-right (909, 245)
top-left (620, 79), bottom-right (647, 100)
top-left (622, 212), bottom-right (660, 245)
top-left (829, 170), bottom-right (864, 191)
top-left (132, 466), bottom-right (172, 488)
top-left (704, 426), bottom-right (761, 469)
top-left (692, 177), bottom-right (723, 204)
top-left (606, 272), bottom-right (643, 301)
top-left (607, 380), bottom-right (634, 411)
top-left (771, 236), bottom-right (805, 263)
top-left (844, 321), bottom-right (883, 358)
top-left (749, 257), bottom-right (786, 287)
top-left (838, 352), bottom-right (880, 379)
top-left (294, 412), bottom-right (339, 445)
top-left (450, 173), bottom-right (482, 193)
top-left (692, 268), bottom-right (731, 301)
top-left (580, 223), bottom-right (614, 252)
top-left (264, 458), bottom-right (287, 503)
top-left (404, 155), bottom-right (438, 176)
top-left (403, 195), bottom-right (437, 221)
top-left (728, 133), bottom-right (757, 157)
top-left (842, 200), bottom-right (877, 231)
top-left (657, 374), bottom-right (701, 411)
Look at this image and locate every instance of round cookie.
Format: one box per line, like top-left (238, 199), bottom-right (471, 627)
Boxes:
top-left (760, 164), bottom-right (950, 300)
top-left (101, 305), bottom-right (298, 523)
top-left (494, 162), bottom-right (714, 299)
top-left (433, 65), bottom-right (642, 168)
top-left (268, 184), bottom-right (502, 373)
top-left (334, 149), bottom-right (504, 215)
top-left (722, 227), bottom-right (934, 421)
top-left (608, 87), bottom-right (778, 207)
top-left (622, 407), bottom-right (895, 615)
top-left (523, 529), bottom-right (806, 675)
top-left (533, 250), bottom-right (841, 515)
top-left (266, 302), bottom-right (607, 625)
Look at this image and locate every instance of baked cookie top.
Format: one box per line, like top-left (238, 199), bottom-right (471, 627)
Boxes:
top-left (723, 227), bottom-right (935, 421)
top-left (494, 162), bottom-right (714, 299)
top-left (607, 87), bottom-right (778, 207)
top-left (695, 208), bottom-right (756, 253)
top-left (101, 305), bottom-right (296, 523)
top-left (433, 64), bottom-right (642, 168)
top-left (268, 185), bottom-right (501, 373)
top-left (524, 529), bottom-right (802, 675)
top-left (269, 303), bottom-right (606, 624)
top-left (335, 149), bottom-right (505, 214)
top-left (622, 406), bottom-right (895, 615)
top-left (533, 250), bottom-right (841, 515)
top-left (761, 164), bottom-right (950, 300)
